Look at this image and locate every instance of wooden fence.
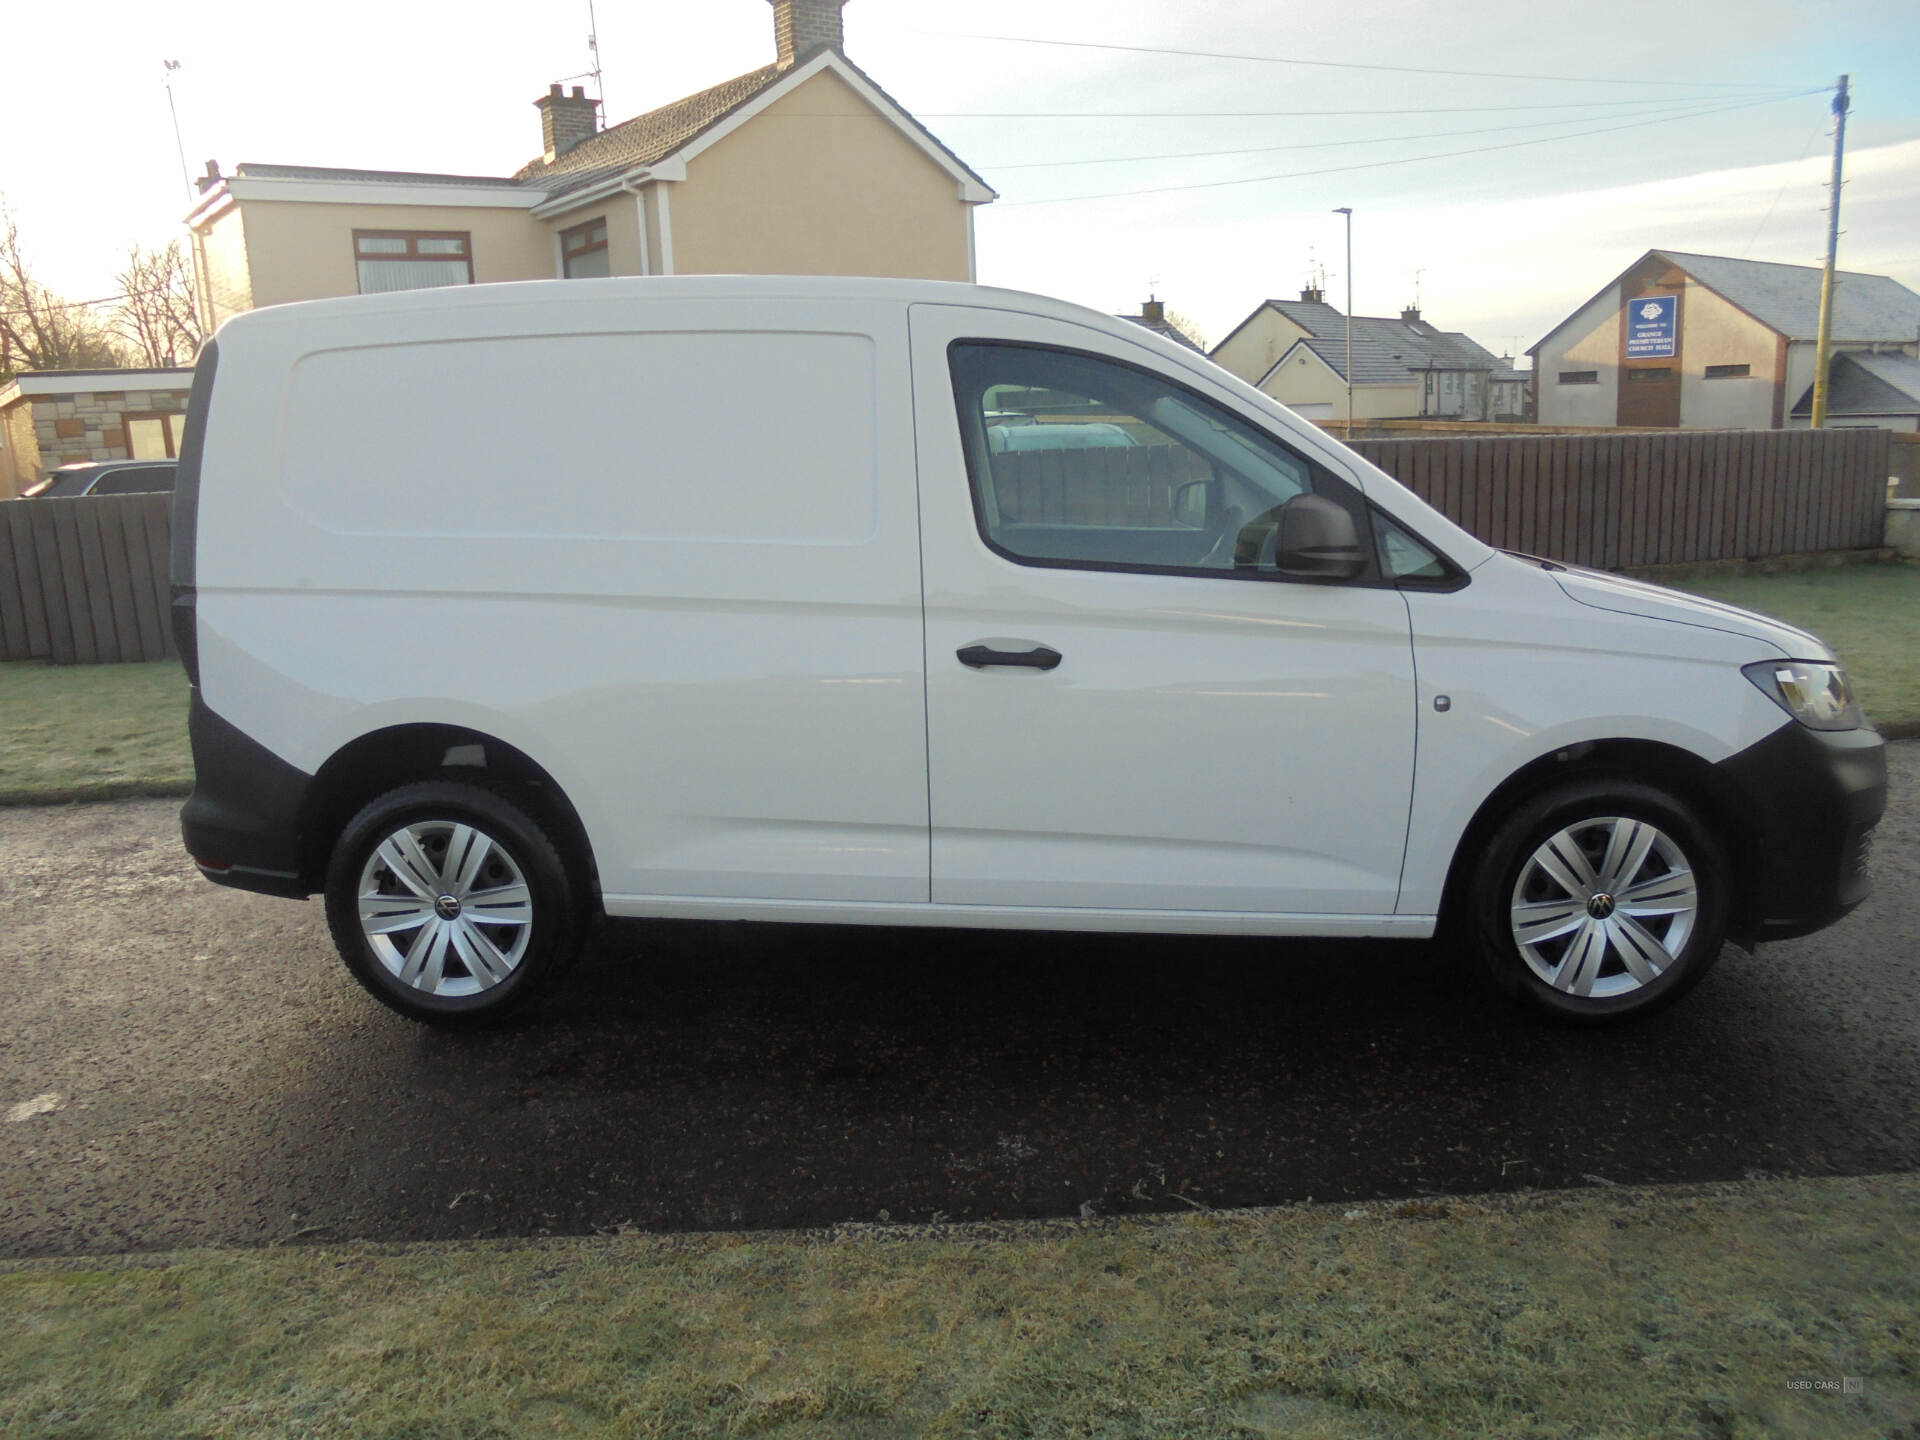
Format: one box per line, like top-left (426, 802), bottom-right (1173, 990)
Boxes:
top-left (0, 427), bottom-right (1896, 665)
top-left (1350, 428), bottom-right (1889, 570)
top-left (0, 493), bottom-right (176, 664)
top-left (992, 444), bottom-right (1212, 525)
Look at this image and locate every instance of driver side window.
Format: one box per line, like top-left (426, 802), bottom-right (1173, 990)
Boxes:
top-left (950, 342), bottom-right (1363, 579)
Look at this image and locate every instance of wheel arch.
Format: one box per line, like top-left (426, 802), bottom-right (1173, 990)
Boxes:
top-left (296, 723), bottom-right (602, 907)
top-left (1435, 737), bottom-right (1763, 943)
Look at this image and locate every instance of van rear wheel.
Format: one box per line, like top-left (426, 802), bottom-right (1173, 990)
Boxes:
top-left (323, 781), bottom-right (585, 1026)
top-left (1469, 780), bottom-right (1729, 1024)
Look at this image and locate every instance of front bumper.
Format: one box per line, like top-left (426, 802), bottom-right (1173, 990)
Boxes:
top-left (1716, 720), bottom-right (1887, 943)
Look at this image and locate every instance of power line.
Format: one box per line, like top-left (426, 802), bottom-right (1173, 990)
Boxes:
top-left (1743, 123), bottom-right (1828, 256)
top-left (983, 99), bottom-right (1745, 171)
top-left (915, 95), bottom-right (1796, 119)
top-left (916, 30), bottom-right (1803, 91)
top-left (1001, 91), bottom-right (1819, 207)
top-left (0, 287), bottom-right (175, 319)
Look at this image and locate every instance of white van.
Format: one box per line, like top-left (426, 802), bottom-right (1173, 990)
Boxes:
top-left (171, 277), bottom-right (1886, 1027)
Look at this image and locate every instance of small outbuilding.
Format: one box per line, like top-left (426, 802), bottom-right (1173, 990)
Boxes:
top-left (1786, 350), bottom-right (1920, 431)
top-left (0, 369), bottom-right (195, 497)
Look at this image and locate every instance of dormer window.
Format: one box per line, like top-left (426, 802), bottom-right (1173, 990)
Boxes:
top-left (561, 218), bottom-right (610, 279)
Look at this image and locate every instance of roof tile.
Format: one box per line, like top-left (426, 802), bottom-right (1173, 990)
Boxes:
top-left (512, 65), bottom-right (785, 196)
top-left (1659, 251), bottom-right (1920, 342)
top-left (1118, 315), bottom-right (1206, 354)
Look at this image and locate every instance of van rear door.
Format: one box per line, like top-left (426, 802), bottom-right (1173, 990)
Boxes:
top-left (908, 303), bottom-right (1417, 917)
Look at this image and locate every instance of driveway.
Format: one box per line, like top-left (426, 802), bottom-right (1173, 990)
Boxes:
top-left (3, 743), bottom-right (1915, 1256)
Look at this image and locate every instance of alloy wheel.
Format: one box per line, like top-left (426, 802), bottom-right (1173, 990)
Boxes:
top-left (356, 820), bottom-right (534, 997)
top-left (1508, 816), bottom-right (1699, 1000)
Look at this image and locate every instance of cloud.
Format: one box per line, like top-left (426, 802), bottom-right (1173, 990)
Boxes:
top-left (977, 139), bottom-right (1920, 354)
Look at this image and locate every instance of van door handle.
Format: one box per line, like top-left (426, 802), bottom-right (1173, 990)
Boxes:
top-left (957, 643), bottom-right (1062, 671)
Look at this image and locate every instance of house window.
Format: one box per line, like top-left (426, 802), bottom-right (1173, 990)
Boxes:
top-left (1558, 370), bottom-right (1599, 385)
top-left (124, 412), bottom-right (185, 459)
top-left (353, 231), bottom-right (474, 294)
top-left (560, 218), bottom-right (610, 279)
top-left (1704, 363), bottom-right (1752, 379)
top-left (1627, 367), bottom-right (1673, 383)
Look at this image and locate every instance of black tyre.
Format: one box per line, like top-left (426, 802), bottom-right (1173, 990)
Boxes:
top-left (324, 781), bottom-right (586, 1026)
top-left (1469, 779), bottom-right (1730, 1024)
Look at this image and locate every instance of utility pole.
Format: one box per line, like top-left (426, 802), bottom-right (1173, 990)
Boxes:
top-left (1809, 74), bottom-right (1850, 429)
top-left (1334, 207), bottom-right (1354, 440)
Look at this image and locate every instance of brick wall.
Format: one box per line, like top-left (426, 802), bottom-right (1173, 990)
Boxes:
top-left (770, 0), bottom-right (845, 67)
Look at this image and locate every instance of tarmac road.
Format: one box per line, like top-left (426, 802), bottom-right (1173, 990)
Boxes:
top-left (2, 743), bottom-right (1915, 1257)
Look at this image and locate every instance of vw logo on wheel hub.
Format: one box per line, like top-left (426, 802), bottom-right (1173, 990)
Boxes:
top-left (1586, 892), bottom-right (1616, 920)
top-left (434, 893), bottom-right (462, 920)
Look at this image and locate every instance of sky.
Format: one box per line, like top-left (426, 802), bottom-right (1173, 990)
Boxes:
top-left (6, 0), bottom-right (1920, 358)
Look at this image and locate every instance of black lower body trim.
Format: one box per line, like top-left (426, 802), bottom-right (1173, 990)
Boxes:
top-left (179, 689), bottom-right (317, 898)
top-left (1716, 721), bottom-right (1887, 943)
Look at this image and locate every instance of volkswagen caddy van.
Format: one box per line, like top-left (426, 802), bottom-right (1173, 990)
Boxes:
top-left (171, 278), bottom-right (1886, 1027)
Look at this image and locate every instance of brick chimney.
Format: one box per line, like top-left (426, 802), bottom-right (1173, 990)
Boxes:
top-left (1300, 285), bottom-right (1324, 303)
top-left (535, 84), bottom-right (599, 164)
top-left (1401, 305), bottom-right (1422, 323)
top-left (768, 0), bottom-right (847, 68)
top-left (1141, 298), bottom-right (1165, 325)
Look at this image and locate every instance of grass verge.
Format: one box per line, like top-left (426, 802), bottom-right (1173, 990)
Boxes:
top-left (0, 660), bottom-right (191, 805)
top-left (3, 1174), bottom-right (1915, 1439)
top-left (1670, 561), bottom-right (1920, 735)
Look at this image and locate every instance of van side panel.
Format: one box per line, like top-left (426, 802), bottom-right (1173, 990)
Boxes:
top-left (193, 295), bottom-right (929, 904)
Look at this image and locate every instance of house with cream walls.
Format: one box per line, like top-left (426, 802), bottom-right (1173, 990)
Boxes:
top-left (186, 0), bottom-right (995, 331)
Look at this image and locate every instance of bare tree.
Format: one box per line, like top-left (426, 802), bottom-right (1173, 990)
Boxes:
top-left (0, 202), bottom-right (124, 378)
top-left (114, 240), bottom-right (204, 368)
top-left (1165, 308), bottom-right (1210, 352)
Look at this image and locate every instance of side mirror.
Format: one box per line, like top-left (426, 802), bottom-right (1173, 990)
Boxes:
top-left (1272, 494), bottom-right (1367, 580)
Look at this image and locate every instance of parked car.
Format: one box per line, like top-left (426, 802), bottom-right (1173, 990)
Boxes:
top-left (171, 277), bottom-right (1886, 1028)
top-left (20, 459), bottom-right (177, 499)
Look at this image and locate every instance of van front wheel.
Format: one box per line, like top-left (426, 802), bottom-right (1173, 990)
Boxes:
top-left (323, 782), bottom-right (585, 1026)
top-left (1469, 780), bottom-right (1730, 1024)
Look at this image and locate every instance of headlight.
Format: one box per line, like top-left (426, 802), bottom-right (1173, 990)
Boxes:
top-left (1742, 660), bottom-right (1864, 731)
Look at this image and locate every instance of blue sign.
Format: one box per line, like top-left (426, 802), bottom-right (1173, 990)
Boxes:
top-left (1626, 294), bottom-right (1677, 359)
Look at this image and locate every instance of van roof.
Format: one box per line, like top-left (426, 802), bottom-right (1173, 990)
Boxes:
top-left (214, 275), bottom-right (1151, 348)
